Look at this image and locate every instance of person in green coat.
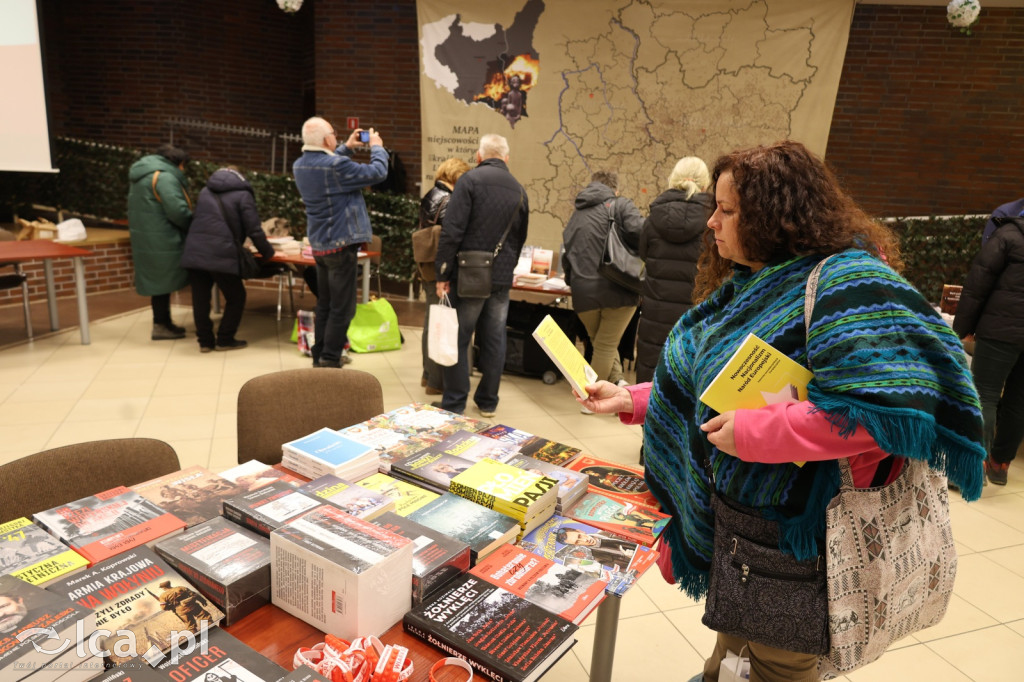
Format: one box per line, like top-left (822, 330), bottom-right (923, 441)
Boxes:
top-left (126, 144), bottom-right (193, 339)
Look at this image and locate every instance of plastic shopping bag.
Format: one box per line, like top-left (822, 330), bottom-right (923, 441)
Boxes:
top-left (428, 294), bottom-right (459, 367)
top-left (348, 297), bottom-right (402, 353)
top-left (295, 310), bottom-right (315, 357)
top-left (720, 648), bottom-right (750, 682)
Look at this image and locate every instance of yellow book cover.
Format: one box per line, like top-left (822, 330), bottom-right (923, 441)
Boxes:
top-left (699, 333), bottom-right (814, 414)
top-left (531, 314), bottom-right (598, 398)
top-left (0, 517), bottom-right (88, 586)
top-left (356, 472), bottom-right (439, 516)
top-left (449, 459), bottom-right (558, 523)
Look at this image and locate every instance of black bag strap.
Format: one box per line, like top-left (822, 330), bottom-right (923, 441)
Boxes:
top-left (491, 190), bottom-right (525, 258)
top-left (211, 192), bottom-right (246, 249)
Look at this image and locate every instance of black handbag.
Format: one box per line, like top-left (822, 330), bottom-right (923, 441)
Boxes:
top-left (702, 491), bottom-right (830, 655)
top-left (455, 191), bottom-right (523, 299)
top-left (213, 193), bottom-right (262, 280)
top-left (597, 199), bottom-right (645, 294)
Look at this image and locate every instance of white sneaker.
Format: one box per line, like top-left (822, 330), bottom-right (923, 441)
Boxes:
top-left (616, 379), bottom-right (629, 387)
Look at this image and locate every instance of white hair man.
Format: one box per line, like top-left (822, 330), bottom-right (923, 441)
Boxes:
top-left (434, 134), bottom-right (529, 418)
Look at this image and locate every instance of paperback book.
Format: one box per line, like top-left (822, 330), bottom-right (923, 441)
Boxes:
top-left (281, 427), bottom-right (379, 481)
top-left (370, 511), bottom-right (471, 606)
top-left (504, 455), bottom-right (588, 514)
top-left (531, 314), bottom-right (598, 399)
top-left (565, 456), bottom-right (661, 512)
top-left (46, 546), bottom-right (224, 667)
top-left (222, 481), bottom-right (322, 538)
top-left (33, 487), bottom-right (186, 566)
top-left (407, 493), bottom-right (519, 564)
top-left (153, 517), bottom-right (270, 626)
top-left (469, 543), bottom-right (606, 624)
top-left (698, 332), bottom-right (814, 414)
top-left (519, 515), bottom-right (658, 596)
top-left (298, 474), bottom-right (395, 520)
top-left (403, 574), bottom-right (577, 682)
top-left (0, 517), bottom-right (88, 587)
top-left (478, 425), bottom-right (583, 467)
top-left (354, 473), bottom-right (439, 516)
top-left (366, 403), bottom-right (490, 439)
top-left (390, 450), bottom-right (475, 495)
top-left (150, 628), bottom-right (286, 682)
top-left (270, 505), bottom-right (413, 640)
top-left (565, 492), bottom-right (670, 548)
top-left (217, 459), bottom-right (303, 491)
top-left (448, 458), bottom-right (558, 533)
top-left (131, 466), bottom-right (244, 528)
top-left (377, 436), bottom-right (436, 475)
top-left (426, 430), bottom-right (520, 465)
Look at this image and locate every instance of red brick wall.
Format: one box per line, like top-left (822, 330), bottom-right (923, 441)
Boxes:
top-left (0, 241), bottom-right (135, 306)
top-left (827, 6), bottom-right (1024, 217)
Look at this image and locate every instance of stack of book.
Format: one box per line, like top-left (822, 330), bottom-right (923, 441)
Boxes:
top-left (32, 486), bottom-right (185, 566)
top-left (222, 480), bottom-right (322, 537)
top-left (298, 474), bottom-right (395, 520)
top-left (131, 465), bottom-right (245, 528)
top-left (370, 511), bottom-right (471, 606)
top-left (407, 493), bottom-right (520, 564)
top-left (354, 472), bottom-right (439, 516)
top-left (281, 427), bottom-right (379, 481)
top-left (565, 492), bottom-right (670, 548)
top-left (0, 517), bottom-right (88, 588)
top-left (504, 454), bottom-right (588, 514)
top-left (566, 455), bottom-right (663, 511)
top-left (479, 424), bottom-right (583, 467)
top-left (270, 505), bottom-right (414, 641)
top-left (448, 458), bottom-right (558, 540)
top-left (153, 517), bottom-right (271, 626)
top-left (0, 574), bottom-right (98, 682)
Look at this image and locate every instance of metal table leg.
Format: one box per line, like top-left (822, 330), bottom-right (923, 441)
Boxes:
top-left (589, 594), bottom-right (621, 682)
top-left (72, 256), bottom-right (90, 344)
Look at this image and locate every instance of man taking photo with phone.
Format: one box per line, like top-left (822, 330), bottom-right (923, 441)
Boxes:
top-left (293, 118), bottom-right (388, 368)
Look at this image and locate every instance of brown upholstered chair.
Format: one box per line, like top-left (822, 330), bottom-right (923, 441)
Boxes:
top-left (236, 368), bottom-right (385, 465)
top-left (0, 438), bottom-right (181, 522)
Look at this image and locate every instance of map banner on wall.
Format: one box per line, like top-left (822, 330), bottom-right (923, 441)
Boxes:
top-left (417, 0), bottom-right (856, 247)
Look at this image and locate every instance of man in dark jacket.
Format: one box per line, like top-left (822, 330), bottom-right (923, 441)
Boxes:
top-left (435, 134), bottom-right (529, 417)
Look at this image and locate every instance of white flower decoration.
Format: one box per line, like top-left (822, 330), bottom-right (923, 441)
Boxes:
top-left (947, 0), bottom-right (980, 33)
top-left (276, 0), bottom-right (303, 13)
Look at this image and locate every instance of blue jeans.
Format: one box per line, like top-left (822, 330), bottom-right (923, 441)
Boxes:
top-left (441, 287), bottom-right (510, 414)
top-left (312, 246), bottom-right (359, 367)
top-left (971, 337), bottom-right (1024, 465)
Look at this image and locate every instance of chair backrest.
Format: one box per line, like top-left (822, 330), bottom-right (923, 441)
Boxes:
top-left (369, 235), bottom-right (382, 266)
top-left (236, 368), bottom-right (385, 465)
top-left (0, 438), bottom-right (181, 523)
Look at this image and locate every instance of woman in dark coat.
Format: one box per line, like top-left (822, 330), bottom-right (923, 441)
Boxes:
top-left (953, 212), bottom-right (1024, 485)
top-left (181, 167), bottom-right (274, 352)
top-left (635, 157), bottom-right (712, 383)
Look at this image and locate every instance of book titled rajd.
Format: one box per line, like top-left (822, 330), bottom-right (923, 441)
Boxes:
top-left (32, 486), bottom-right (185, 566)
top-left (282, 426), bottom-right (379, 482)
top-left (403, 573), bottom-right (577, 682)
top-left (0, 517), bottom-right (88, 588)
top-left (270, 504), bottom-right (414, 641)
top-left (449, 458), bottom-right (558, 539)
top-left (370, 511), bottom-right (471, 606)
top-left (153, 517), bottom-right (271, 626)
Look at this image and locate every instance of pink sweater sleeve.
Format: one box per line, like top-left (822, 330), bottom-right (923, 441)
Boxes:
top-left (619, 382), bottom-right (651, 425)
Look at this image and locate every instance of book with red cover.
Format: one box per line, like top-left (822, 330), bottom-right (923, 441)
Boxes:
top-left (565, 492), bottom-right (669, 547)
top-left (564, 456), bottom-right (661, 511)
top-left (469, 542), bottom-right (606, 624)
top-left (131, 465), bottom-right (245, 528)
top-left (32, 486), bottom-right (185, 566)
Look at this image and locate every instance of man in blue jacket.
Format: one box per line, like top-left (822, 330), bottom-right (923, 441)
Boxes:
top-left (293, 117), bottom-right (388, 368)
top-left (435, 134), bottom-right (529, 417)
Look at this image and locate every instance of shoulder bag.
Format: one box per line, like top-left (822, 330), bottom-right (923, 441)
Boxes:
top-left (597, 198), bottom-right (645, 294)
top-left (455, 191), bottom-right (523, 299)
top-left (411, 196), bottom-right (447, 282)
top-left (213, 193), bottom-right (262, 279)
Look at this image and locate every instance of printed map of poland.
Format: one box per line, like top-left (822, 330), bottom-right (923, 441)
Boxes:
top-left (422, 0), bottom-right (840, 230)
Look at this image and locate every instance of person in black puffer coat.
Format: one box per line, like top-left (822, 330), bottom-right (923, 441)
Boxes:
top-left (953, 210), bottom-right (1024, 485)
top-left (635, 157), bottom-right (712, 384)
top-left (181, 167), bottom-right (274, 352)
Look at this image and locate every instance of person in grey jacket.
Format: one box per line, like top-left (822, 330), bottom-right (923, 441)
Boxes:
top-left (635, 157), bottom-right (712, 384)
top-left (954, 212), bottom-right (1024, 485)
top-left (562, 170), bottom-right (644, 394)
top-left (181, 167), bottom-right (274, 352)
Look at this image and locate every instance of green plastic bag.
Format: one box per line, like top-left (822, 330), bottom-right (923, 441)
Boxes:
top-left (347, 298), bottom-right (402, 353)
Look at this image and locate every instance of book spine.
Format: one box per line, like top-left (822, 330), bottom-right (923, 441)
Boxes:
top-left (449, 482), bottom-right (527, 522)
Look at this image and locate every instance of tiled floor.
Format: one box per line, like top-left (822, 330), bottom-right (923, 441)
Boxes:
top-left (1, 292), bottom-right (1022, 681)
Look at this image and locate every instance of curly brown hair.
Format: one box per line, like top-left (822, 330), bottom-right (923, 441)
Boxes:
top-left (693, 140), bottom-right (902, 301)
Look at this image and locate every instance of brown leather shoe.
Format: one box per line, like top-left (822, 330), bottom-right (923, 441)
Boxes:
top-left (425, 386), bottom-right (443, 396)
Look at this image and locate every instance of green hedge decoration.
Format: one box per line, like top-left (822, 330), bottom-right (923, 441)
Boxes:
top-left (888, 215), bottom-right (985, 305)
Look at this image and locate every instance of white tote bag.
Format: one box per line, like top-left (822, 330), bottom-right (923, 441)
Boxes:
top-left (428, 294), bottom-right (459, 366)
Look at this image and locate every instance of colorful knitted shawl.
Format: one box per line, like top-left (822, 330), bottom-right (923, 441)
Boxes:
top-left (644, 250), bottom-right (986, 600)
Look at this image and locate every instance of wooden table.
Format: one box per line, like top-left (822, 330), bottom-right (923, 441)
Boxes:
top-left (269, 250), bottom-right (379, 305)
top-left (0, 239), bottom-right (93, 344)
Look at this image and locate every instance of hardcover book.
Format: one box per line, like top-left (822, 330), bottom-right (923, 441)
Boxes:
top-left (406, 494), bottom-right (519, 564)
top-left (565, 493), bottom-right (670, 548)
top-left (370, 511), bottom-right (471, 606)
top-left (403, 574), bottom-right (577, 682)
top-left (222, 480), bottom-right (322, 538)
top-left (150, 628), bottom-right (285, 682)
top-left (0, 574), bottom-right (96, 682)
top-left (376, 436), bottom-right (436, 475)
top-left (0, 517), bottom-right (88, 588)
top-left (217, 460), bottom-right (303, 491)
top-left (478, 425), bottom-right (583, 467)
top-left (698, 332), bottom-right (813, 414)
top-left (281, 427), bottom-right (379, 481)
top-left (298, 474), bottom-right (395, 520)
top-left (45, 546), bottom-right (224, 668)
top-left (354, 473), bottom-right (439, 516)
top-left (469, 543), bottom-right (606, 624)
top-left (519, 515), bottom-right (658, 596)
top-left (531, 314), bottom-right (597, 399)
top-left (426, 430), bottom-right (520, 465)
top-left (131, 466), bottom-right (244, 528)
top-left (390, 450), bottom-right (474, 495)
top-left (564, 456), bottom-right (661, 512)
top-left (504, 455), bottom-right (588, 514)
top-left (448, 459), bottom-right (558, 530)
top-left (152, 517), bottom-right (270, 626)
top-left (270, 505), bottom-right (413, 641)
top-left (940, 283), bottom-right (963, 316)
top-left (33, 487), bottom-right (186, 566)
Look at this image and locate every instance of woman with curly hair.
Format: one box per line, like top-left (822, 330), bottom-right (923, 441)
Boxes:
top-left (578, 140), bottom-right (984, 682)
